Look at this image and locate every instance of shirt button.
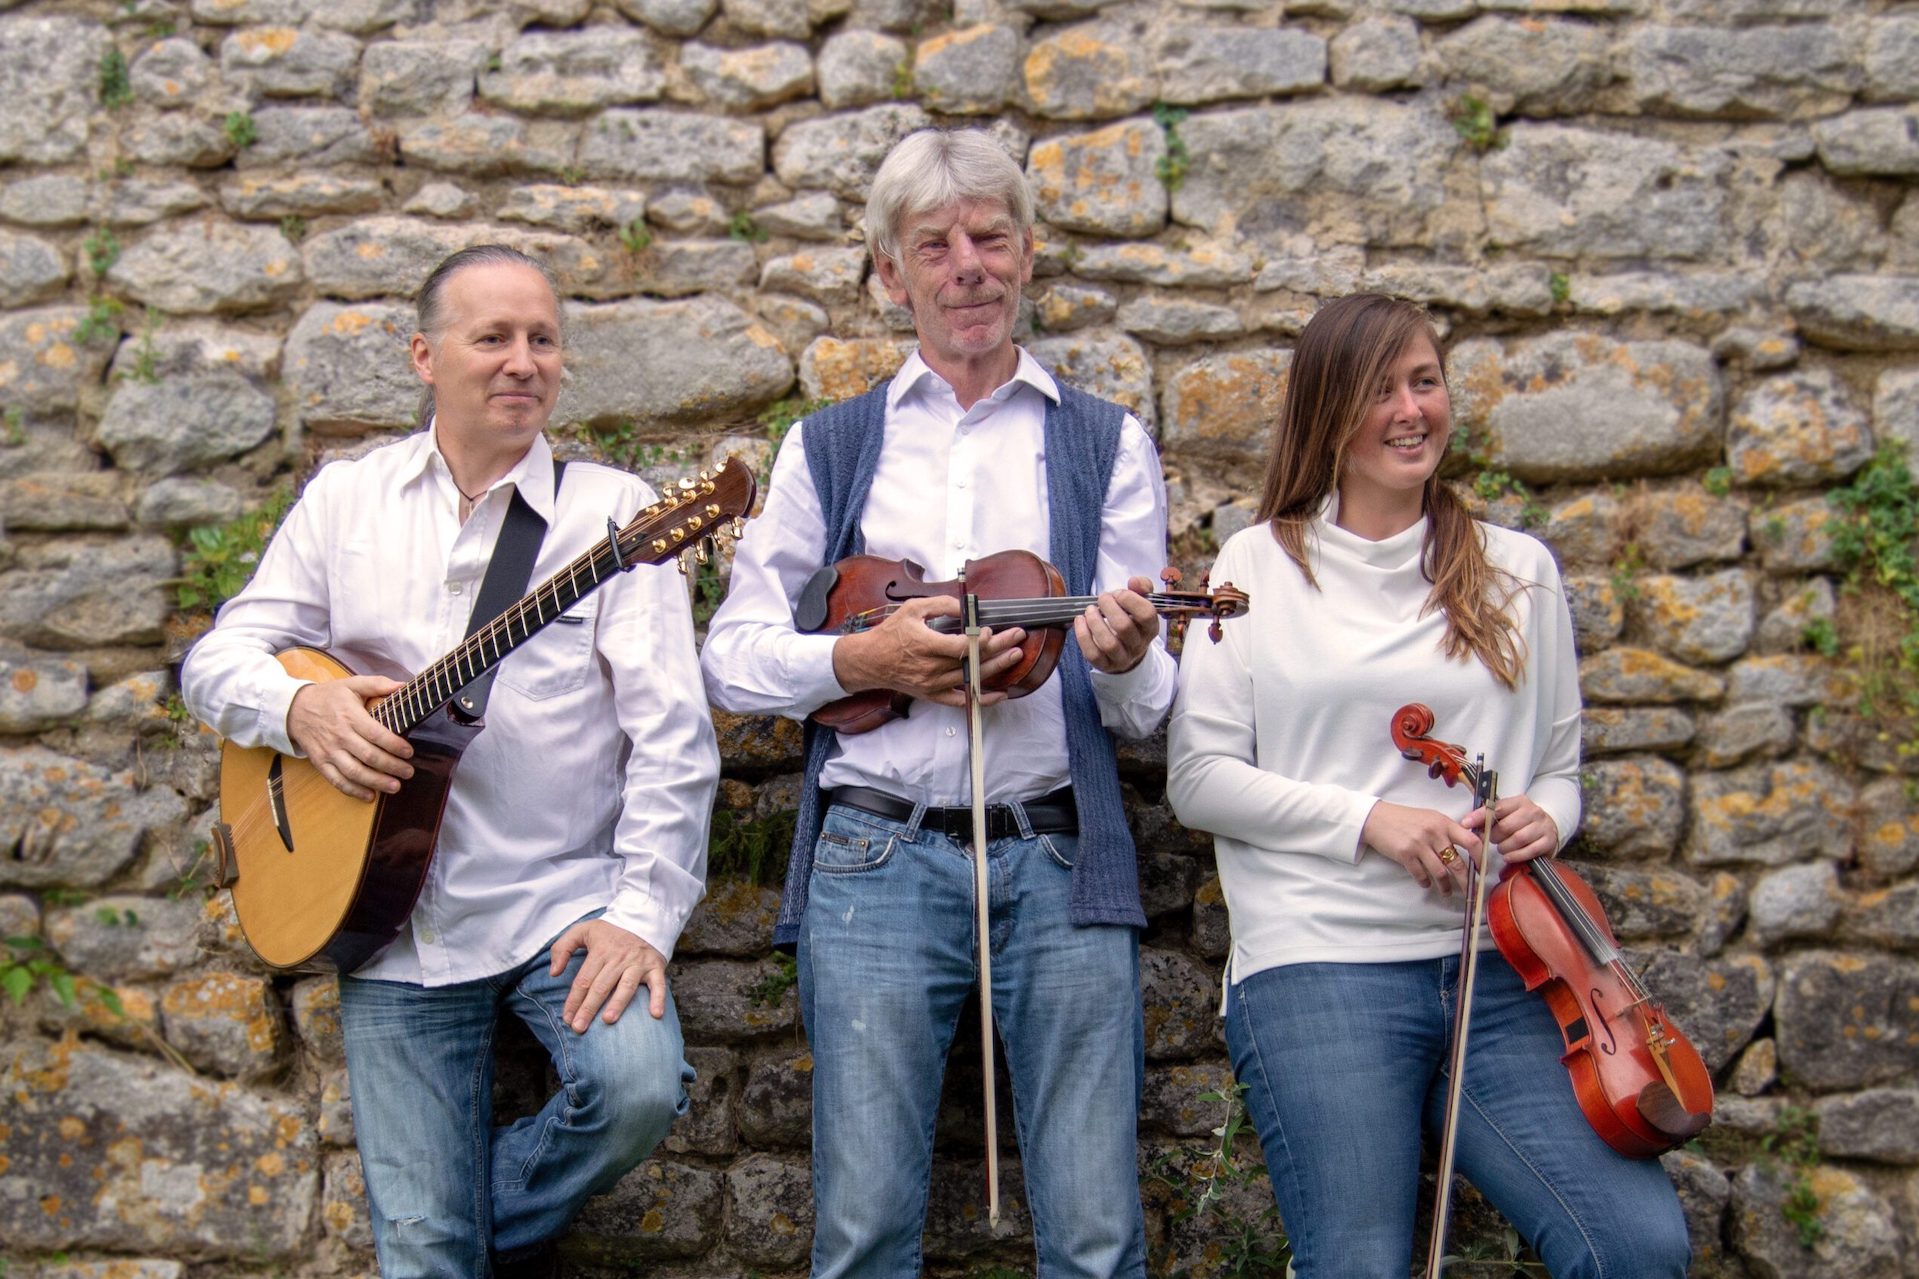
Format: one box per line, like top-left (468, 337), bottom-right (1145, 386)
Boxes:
top-left (946, 727), bottom-right (956, 737)
top-left (953, 538), bottom-right (964, 549)
top-left (957, 478), bottom-right (968, 489)
top-left (448, 583), bottom-right (463, 595)
top-left (419, 928), bottom-right (435, 944)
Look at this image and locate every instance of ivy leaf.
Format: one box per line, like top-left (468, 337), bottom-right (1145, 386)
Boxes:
top-left (1, 966), bottom-right (31, 1006)
top-left (47, 970), bottom-right (78, 1007)
top-left (91, 983), bottom-right (126, 1018)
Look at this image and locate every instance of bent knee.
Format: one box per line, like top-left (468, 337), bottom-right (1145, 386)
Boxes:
top-left (576, 1063), bottom-right (685, 1151)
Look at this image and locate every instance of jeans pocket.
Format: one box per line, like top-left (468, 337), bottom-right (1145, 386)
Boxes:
top-left (813, 815), bottom-right (897, 874)
top-left (1039, 833), bottom-right (1077, 870)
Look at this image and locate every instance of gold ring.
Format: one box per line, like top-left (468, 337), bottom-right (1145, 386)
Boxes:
top-left (1437, 846), bottom-right (1459, 865)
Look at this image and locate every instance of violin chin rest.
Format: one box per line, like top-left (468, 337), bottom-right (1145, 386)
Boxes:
top-left (1637, 1080), bottom-right (1712, 1141)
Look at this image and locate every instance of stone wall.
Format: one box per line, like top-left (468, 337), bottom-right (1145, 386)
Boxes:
top-left (1, 0), bottom-right (1916, 1275)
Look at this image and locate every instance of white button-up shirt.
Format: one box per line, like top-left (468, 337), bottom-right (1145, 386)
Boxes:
top-left (701, 349), bottom-right (1176, 804)
top-left (182, 429), bottom-right (718, 983)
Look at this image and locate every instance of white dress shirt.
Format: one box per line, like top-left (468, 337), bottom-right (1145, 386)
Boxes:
top-left (701, 348), bottom-right (1177, 804)
top-left (182, 428), bottom-right (719, 983)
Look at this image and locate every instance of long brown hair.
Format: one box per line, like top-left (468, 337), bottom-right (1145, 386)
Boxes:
top-left (1254, 293), bottom-right (1527, 689)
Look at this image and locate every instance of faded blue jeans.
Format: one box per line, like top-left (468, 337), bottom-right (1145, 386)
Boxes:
top-left (798, 801), bottom-right (1148, 1279)
top-left (1225, 956), bottom-right (1691, 1279)
top-left (338, 917), bottom-right (692, 1278)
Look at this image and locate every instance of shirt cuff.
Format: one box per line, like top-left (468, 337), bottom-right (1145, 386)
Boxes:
top-left (792, 632), bottom-right (854, 711)
top-left (601, 894), bottom-right (683, 964)
top-left (261, 678), bottom-right (313, 758)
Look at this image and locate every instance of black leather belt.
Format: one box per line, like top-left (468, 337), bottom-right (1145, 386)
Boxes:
top-left (826, 785), bottom-right (1078, 842)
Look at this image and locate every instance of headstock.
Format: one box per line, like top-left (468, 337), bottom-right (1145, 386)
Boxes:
top-left (1153, 566), bottom-right (1250, 643)
top-left (618, 455), bottom-right (758, 575)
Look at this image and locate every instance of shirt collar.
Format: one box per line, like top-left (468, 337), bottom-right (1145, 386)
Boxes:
top-left (886, 347), bottom-right (1061, 412)
top-left (403, 418), bottom-right (557, 524)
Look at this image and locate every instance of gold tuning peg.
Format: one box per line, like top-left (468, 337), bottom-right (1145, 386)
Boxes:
top-left (677, 553), bottom-right (690, 575)
top-left (679, 476), bottom-right (695, 490)
top-left (698, 468), bottom-right (711, 480)
top-left (729, 517), bottom-right (745, 537)
top-left (695, 539), bottom-right (711, 566)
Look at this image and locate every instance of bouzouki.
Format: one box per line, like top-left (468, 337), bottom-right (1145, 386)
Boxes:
top-left (210, 459), bottom-right (757, 972)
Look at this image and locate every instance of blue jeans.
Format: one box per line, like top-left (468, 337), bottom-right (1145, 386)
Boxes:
top-left (338, 918), bottom-right (692, 1278)
top-left (798, 801), bottom-right (1147, 1279)
top-left (1225, 957), bottom-right (1690, 1279)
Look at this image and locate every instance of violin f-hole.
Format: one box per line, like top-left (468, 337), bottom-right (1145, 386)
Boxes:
top-left (1590, 988), bottom-right (1620, 1055)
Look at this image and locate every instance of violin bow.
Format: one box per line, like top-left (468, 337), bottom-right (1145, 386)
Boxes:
top-left (962, 586), bottom-right (1003, 1227)
top-left (1424, 758), bottom-right (1498, 1279)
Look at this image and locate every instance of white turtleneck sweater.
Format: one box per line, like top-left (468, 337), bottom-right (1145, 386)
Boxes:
top-left (1166, 509), bottom-right (1582, 983)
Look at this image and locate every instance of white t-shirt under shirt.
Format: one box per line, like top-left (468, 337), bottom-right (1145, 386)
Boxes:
top-left (1166, 506), bottom-right (1583, 986)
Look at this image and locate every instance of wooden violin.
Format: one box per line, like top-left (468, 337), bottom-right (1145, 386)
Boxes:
top-left (1390, 703), bottom-right (1715, 1158)
top-left (794, 548), bottom-right (1249, 734)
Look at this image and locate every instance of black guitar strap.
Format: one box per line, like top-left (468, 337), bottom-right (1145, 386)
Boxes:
top-left (451, 459), bottom-right (566, 720)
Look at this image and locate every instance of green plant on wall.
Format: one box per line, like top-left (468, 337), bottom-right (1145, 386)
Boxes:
top-left (176, 488), bottom-right (295, 611)
top-left (1758, 1105), bottom-right (1826, 1249)
top-left (98, 47), bottom-right (133, 110)
top-left (1, 937), bottom-right (124, 1017)
top-left (1152, 103), bottom-right (1191, 193)
top-left (1826, 442), bottom-right (1919, 751)
top-left (1146, 1081), bottom-right (1292, 1278)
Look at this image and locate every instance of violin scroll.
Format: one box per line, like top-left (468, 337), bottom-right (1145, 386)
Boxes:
top-left (1390, 701), bottom-right (1472, 787)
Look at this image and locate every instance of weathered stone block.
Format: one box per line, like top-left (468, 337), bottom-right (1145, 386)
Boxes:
top-left (1812, 108), bottom-right (1919, 178)
top-left (0, 653), bottom-right (87, 732)
top-left (1856, 777), bottom-right (1919, 878)
top-left (1874, 367), bottom-right (1919, 461)
top-left (556, 296), bottom-right (792, 426)
top-left (317, 1148), bottom-right (370, 1248)
top-left (122, 116), bottom-right (237, 169)
top-left (1159, 349), bottom-right (1286, 462)
top-left (1573, 270), bottom-right (1768, 318)
top-left (1190, 874), bottom-right (1230, 959)
top-left (1156, 25), bottom-right (1325, 104)
top-left (98, 179), bottom-right (214, 226)
top-left (243, 105), bottom-right (377, 168)
top-left (1662, 1150), bottom-right (1733, 1277)
top-left (285, 302), bottom-right (418, 433)
top-left (1689, 760), bottom-right (1853, 867)
top-left (97, 376), bottom-right (280, 476)
top-left (1814, 1088), bottom-right (1919, 1164)
top-left (1028, 330), bottom-right (1154, 427)
top-left (0, 538), bottom-right (180, 651)
top-left (914, 24), bottom-right (1021, 114)
top-left (482, 29), bottom-right (666, 113)
top-left (723, 0), bottom-right (812, 38)
top-left (1580, 706), bottom-right (1695, 757)
top-left (289, 974), bottom-right (342, 1064)
top-left (773, 103), bottom-right (932, 199)
top-left (1576, 755), bottom-right (1687, 860)
top-left (0, 1038), bottom-right (317, 1255)
top-left (1578, 647), bottom-right (1725, 704)
top-left (1360, 259), bottom-right (1557, 316)
top-left (220, 27), bottom-right (360, 98)
top-left (1563, 574), bottom-right (1624, 645)
top-left (1141, 946), bottom-right (1217, 1061)
top-left (1435, 16), bottom-right (1615, 113)
top-left (0, 310), bottom-right (108, 418)
top-left (218, 174), bottom-right (384, 221)
top-left (358, 38), bottom-right (484, 116)
top-left (0, 15), bottom-right (106, 164)
top-left (683, 40), bottom-right (813, 109)
top-left (569, 1158), bottom-right (726, 1260)
top-left (737, 1046), bottom-right (812, 1148)
top-left (761, 247), bottom-right (867, 305)
top-left (1118, 298), bottom-right (1241, 345)
top-left (1450, 334), bottom-right (1722, 482)
top-left (0, 472), bottom-right (127, 533)
top-left (799, 335), bottom-right (914, 401)
top-left (1752, 496), bottom-right (1840, 572)
top-left (1539, 491), bottom-right (1620, 565)
top-left (1627, 24), bottom-right (1858, 119)
top-left (1696, 701), bottom-right (1795, 768)
top-left (1635, 488), bottom-right (1748, 568)
top-left (1639, 950), bottom-right (1771, 1074)
top-left (1787, 275), bottom-right (1919, 351)
top-left (132, 36), bottom-right (212, 110)
top-left (1582, 864), bottom-right (1705, 938)
top-left (1024, 22), bottom-right (1157, 120)
top-left (1731, 1161), bottom-right (1901, 1279)
top-left (0, 230), bottom-right (68, 308)
top-left (108, 223), bottom-right (304, 315)
top-left (1749, 859), bottom-right (1842, 947)
top-left (1630, 570), bottom-right (1755, 665)
top-left (754, 192), bottom-right (841, 241)
top-left (1777, 952), bottom-right (1919, 1089)
top-left (0, 174), bottom-right (89, 227)
top-left (1724, 653), bottom-right (1846, 707)
top-left (816, 29), bottom-right (909, 109)
top-left (1755, 577), bottom-right (1834, 653)
top-left (678, 879), bottom-right (780, 957)
top-left (723, 1153), bottom-right (813, 1267)
top-left (397, 115), bottom-right (575, 179)
top-left (498, 184), bottom-right (646, 235)
top-left (1866, 14), bottom-right (1919, 101)
top-left (1142, 1060), bottom-right (1235, 1137)
top-left (317, 1062), bottom-right (353, 1146)
top-left (670, 957), bottom-right (797, 1040)
top-left (662, 1045), bottom-right (736, 1156)
top-left (1329, 13), bottom-right (1423, 91)
top-left (1173, 100), bottom-right (1456, 243)
top-left (1073, 242), bottom-right (1254, 289)
top-left (1032, 282), bottom-right (1117, 332)
top-left (44, 896), bottom-right (203, 981)
top-left (613, 0), bottom-right (717, 36)
top-left (1729, 369), bottom-right (1873, 488)
top-left (161, 970), bottom-right (288, 1078)
top-left (1026, 119), bottom-right (1165, 238)
top-left (1482, 125), bottom-right (1729, 259)
top-left (581, 109), bottom-right (761, 184)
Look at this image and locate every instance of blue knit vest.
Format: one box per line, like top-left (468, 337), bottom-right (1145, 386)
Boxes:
top-left (772, 378), bottom-right (1147, 949)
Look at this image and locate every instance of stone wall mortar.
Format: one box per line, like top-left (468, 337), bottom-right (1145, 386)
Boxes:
top-left (1, 0), bottom-right (1916, 1275)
